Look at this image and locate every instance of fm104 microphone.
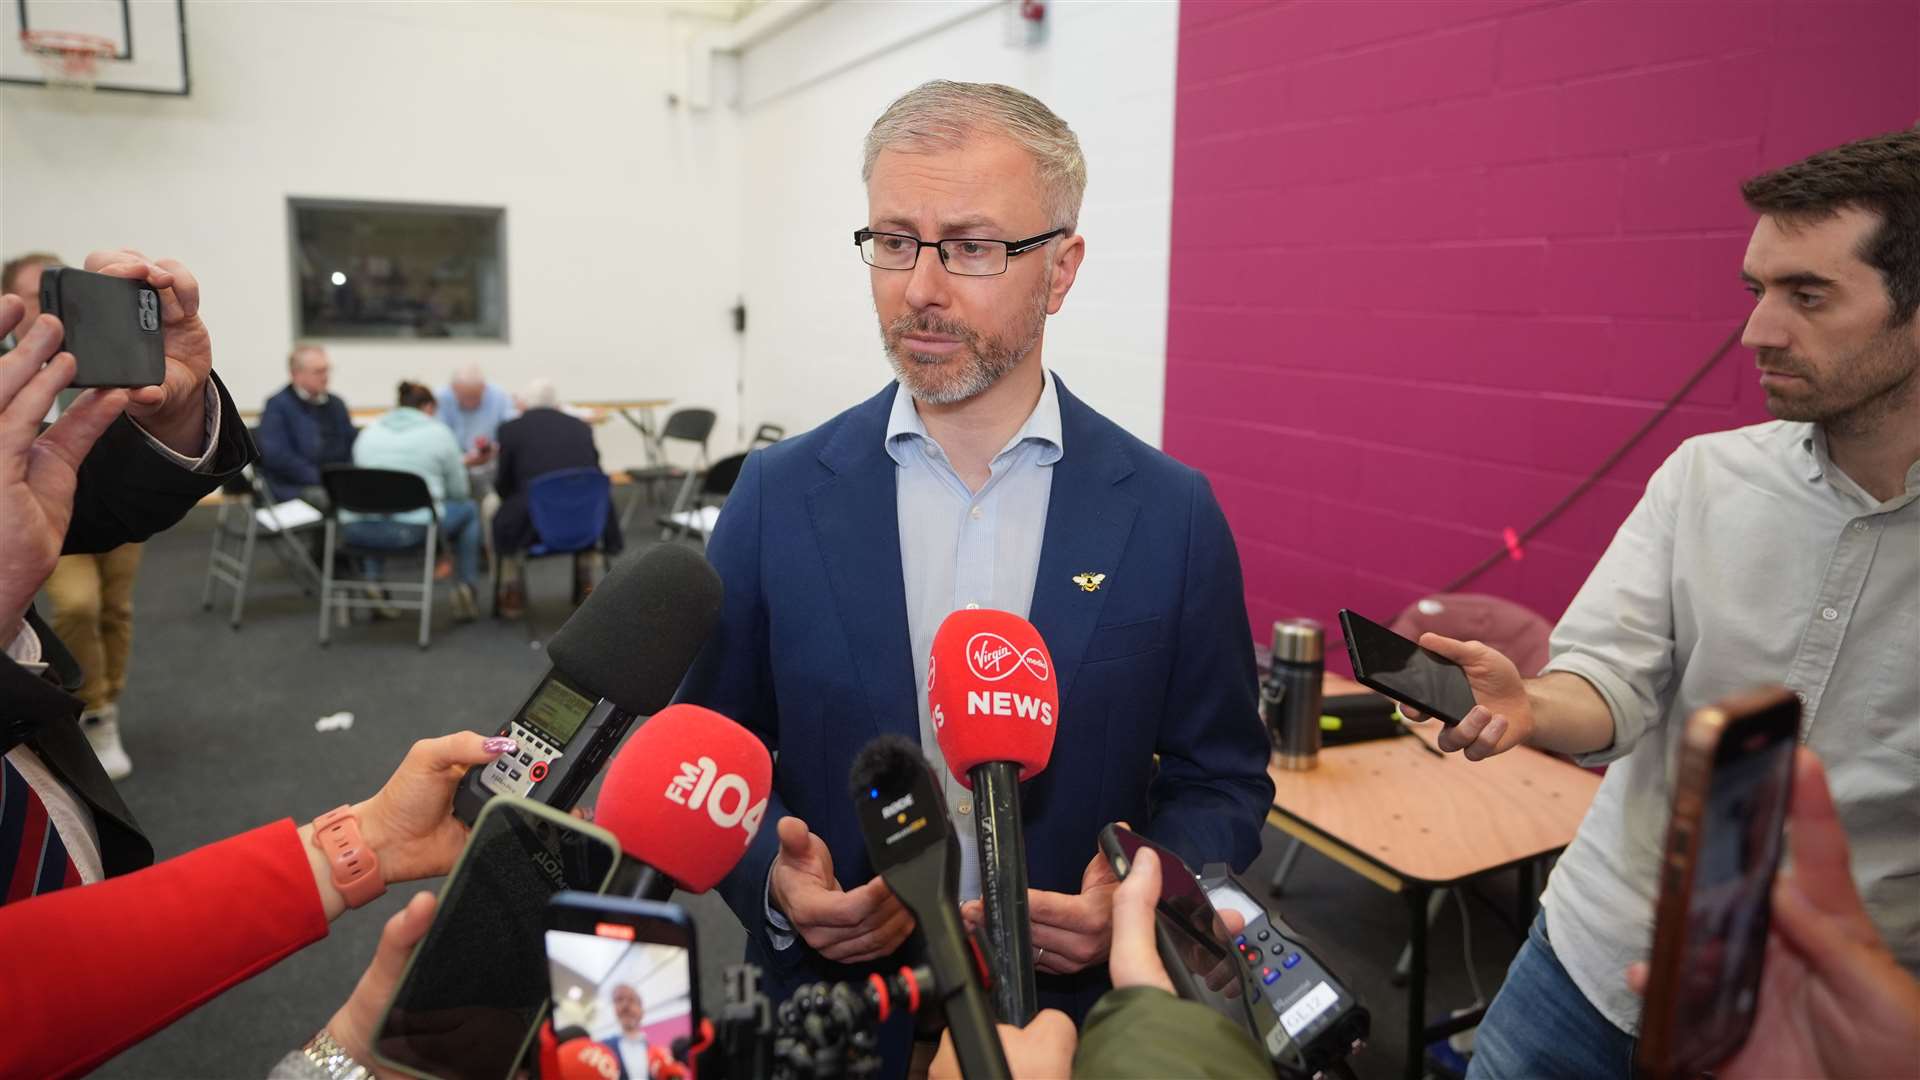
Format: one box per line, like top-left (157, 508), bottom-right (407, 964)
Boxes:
top-left (928, 608), bottom-right (1058, 1025)
top-left (594, 703), bottom-right (773, 900)
top-left (850, 735), bottom-right (1010, 1080)
top-left (455, 544), bottom-right (723, 826)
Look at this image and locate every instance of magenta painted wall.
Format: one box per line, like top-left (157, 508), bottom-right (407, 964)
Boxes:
top-left (1165, 0), bottom-right (1919, 661)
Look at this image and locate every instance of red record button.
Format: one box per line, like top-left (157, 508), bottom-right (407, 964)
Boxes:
top-left (528, 761), bottom-right (549, 783)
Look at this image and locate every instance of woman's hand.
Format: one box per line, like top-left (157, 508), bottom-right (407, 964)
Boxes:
top-left (356, 733), bottom-right (518, 885)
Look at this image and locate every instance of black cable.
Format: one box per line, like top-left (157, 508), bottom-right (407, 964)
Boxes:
top-left (1436, 324), bottom-right (1745, 595)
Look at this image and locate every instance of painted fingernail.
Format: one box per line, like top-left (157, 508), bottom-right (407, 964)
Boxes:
top-left (483, 737), bottom-right (518, 755)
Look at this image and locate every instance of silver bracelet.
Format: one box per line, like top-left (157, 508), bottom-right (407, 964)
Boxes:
top-left (297, 1028), bottom-right (373, 1080)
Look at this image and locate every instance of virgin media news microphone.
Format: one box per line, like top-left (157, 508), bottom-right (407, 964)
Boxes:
top-left (850, 735), bottom-right (1011, 1080)
top-left (594, 703), bottom-right (773, 900)
top-left (928, 608), bottom-right (1058, 1026)
top-left (454, 544), bottom-right (723, 825)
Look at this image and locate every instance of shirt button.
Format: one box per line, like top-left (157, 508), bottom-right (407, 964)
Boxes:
top-left (965, 602), bottom-right (979, 610)
top-left (1852, 522), bottom-right (1869, 532)
top-left (1821, 607), bottom-right (1839, 621)
top-left (957, 799), bottom-right (972, 816)
top-left (969, 506), bottom-right (983, 520)
top-left (1795, 691), bottom-right (1808, 705)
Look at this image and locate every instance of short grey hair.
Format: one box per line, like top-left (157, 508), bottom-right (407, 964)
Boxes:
top-left (288, 343), bottom-right (326, 373)
top-left (450, 362), bottom-right (486, 387)
top-left (863, 80), bottom-right (1088, 232)
top-left (522, 378), bottom-right (559, 409)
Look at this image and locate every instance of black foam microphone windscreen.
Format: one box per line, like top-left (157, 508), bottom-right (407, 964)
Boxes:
top-left (543, 543), bottom-right (723, 715)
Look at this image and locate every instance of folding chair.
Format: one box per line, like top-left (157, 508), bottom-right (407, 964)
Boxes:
top-left (749, 422), bottom-right (785, 448)
top-left (660, 451), bottom-right (747, 544)
top-left (200, 464), bottom-right (322, 628)
top-left (619, 407), bottom-right (715, 535)
top-left (317, 466), bottom-right (440, 649)
top-left (495, 466), bottom-right (613, 616)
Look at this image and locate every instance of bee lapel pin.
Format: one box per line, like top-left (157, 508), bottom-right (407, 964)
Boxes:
top-left (1072, 572), bottom-right (1106, 593)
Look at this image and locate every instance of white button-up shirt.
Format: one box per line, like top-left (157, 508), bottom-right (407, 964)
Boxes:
top-left (1539, 419), bottom-right (1919, 1032)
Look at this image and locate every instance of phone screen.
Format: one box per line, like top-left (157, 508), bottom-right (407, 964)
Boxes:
top-left (373, 801), bottom-right (618, 1079)
top-left (1669, 723), bottom-right (1796, 1067)
top-left (545, 903), bottom-right (697, 1076)
top-left (1339, 609), bottom-right (1479, 724)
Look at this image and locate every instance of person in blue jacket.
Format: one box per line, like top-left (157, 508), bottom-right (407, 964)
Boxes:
top-left (674, 80), bottom-right (1274, 1076)
top-left (257, 344), bottom-right (356, 504)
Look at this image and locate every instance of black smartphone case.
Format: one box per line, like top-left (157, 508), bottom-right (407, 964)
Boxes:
top-left (38, 267), bottom-right (167, 388)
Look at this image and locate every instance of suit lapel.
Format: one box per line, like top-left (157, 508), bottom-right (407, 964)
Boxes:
top-left (806, 385), bottom-right (918, 743)
top-left (1029, 377), bottom-right (1139, 707)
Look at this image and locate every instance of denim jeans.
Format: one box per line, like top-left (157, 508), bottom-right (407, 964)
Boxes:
top-left (1465, 912), bottom-right (1636, 1079)
top-left (343, 499), bottom-right (482, 589)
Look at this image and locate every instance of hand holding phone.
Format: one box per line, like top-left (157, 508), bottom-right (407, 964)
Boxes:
top-left (38, 266), bottom-right (165, 389)
top-left (1635, 688), bottom-right (1799, 1079)
top-left (1340, 609), bottom-right (1537, 757)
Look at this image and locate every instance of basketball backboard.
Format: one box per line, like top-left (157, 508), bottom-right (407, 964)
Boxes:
top-left (1, 0), bottom-right (189, 95)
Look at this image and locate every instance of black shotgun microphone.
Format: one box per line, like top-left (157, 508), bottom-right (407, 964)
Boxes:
top-left (454, 543), bottom-right (723, 825)
top-left (850, 736), bottom-right (1011, 1080)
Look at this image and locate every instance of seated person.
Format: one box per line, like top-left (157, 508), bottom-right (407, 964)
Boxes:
top-left (257, 344), bottom-right (355, 504)
top-left (435, 362), bottom-right (517, 476)
top-left (492, 379), bottom-right (622, 618)
top-left (344, 382), bottom-right (483, 621)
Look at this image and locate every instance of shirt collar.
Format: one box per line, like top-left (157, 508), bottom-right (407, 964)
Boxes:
top-left (1798, 423), bottom-right (1920, 506)
top-left (885, 370), bottom-right (1065, 467)
top-left (292, 384), bottom-right (330, 406)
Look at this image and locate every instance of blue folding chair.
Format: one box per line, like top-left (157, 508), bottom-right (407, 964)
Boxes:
top-left (528, 467), bottom-right (612, 557)
top-left (497, 467), bottom-right (612, 619)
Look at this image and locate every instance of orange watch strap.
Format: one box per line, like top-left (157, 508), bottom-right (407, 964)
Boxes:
top-left (311, 804), bottom-right (386, 909)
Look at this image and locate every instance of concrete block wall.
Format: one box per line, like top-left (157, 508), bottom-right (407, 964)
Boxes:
top-left (1165, 0), bottom-right (1919, 659)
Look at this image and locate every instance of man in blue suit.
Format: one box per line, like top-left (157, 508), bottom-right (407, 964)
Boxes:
top-left (677, 81), bottom-right (1274, 1056)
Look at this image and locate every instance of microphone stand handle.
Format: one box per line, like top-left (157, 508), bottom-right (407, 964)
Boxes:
top-left (972, 761), bottom-right (1037, 1025)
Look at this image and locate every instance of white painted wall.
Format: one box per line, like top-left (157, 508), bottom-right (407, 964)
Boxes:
top-left (0, 1), bottom-right (744, 468)
top-left (0, 0), bottom-right (1180, 460)
top-left (732, 0), bottom-right (1179, 446)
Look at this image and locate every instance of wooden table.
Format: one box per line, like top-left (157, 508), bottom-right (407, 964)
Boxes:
top-left (1266, 677), bottom-right (1600, 1079)
top-left (571, 398), bottom-right (674, 465)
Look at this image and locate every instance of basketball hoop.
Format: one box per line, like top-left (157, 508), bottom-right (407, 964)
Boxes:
top-left (21, 29), bottom-right (117, 90)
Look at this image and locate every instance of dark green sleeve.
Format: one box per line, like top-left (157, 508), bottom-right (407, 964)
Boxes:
top-left (1072, 986), bottom-right (1271, 1078)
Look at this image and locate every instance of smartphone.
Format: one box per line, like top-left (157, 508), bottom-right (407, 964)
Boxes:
top-left (37, 266), bottom-right (166, 388)
top-left (1338, 608), bottom-right (1478, 725)
top-left (545, 894), bottom-right (700, 1076)
top-left (1634, 686), bottom-right (1800, 1080)
top-left (371, 796), bottom-right (622, 1080)
top-left (1098, 825), bottom-right (1258, 1032)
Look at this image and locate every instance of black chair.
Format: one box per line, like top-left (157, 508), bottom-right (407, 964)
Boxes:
top-left (660, 451), bottom-right (748, 544)
top-left (200, 427), bottom-right (322, 628)
top-left (620, 407), bottom-right (715, 534)
top-left (749, 422), bottom-right (785, 448)
top-left (317, 466), bottom-right (439, 649)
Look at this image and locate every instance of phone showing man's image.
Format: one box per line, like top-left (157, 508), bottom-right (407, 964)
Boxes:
top-left (1634, 687), bottom-right (1799, 1079)
top-left (37, 266), bottom-right (166, 388)
top-left (546, 894), bottom-right (699, 1080)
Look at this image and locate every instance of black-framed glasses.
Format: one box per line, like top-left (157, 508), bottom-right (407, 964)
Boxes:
top-left (854, 227), bottom-right (1067, 277)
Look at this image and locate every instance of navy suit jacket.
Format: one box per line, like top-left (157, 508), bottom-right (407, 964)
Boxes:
top-left (676, 375), bottom-right (1273, 1030)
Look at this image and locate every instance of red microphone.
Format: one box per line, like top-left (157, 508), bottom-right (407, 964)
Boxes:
top-left (595, 703), bottom-right (773, 897)
top-left (927, 609), bottom-right (1058, 1025)
top-left (553, 1037), bottom-right (622, 1080)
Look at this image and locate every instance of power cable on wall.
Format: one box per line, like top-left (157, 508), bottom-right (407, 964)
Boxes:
top-left (1437, 324), bottom-right (1747, 595)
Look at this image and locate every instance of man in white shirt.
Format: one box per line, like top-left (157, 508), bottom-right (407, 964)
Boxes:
top-left (1405, 129), bottom-right (1919, 1078)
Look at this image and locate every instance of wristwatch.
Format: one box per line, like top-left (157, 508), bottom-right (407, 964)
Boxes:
top-left (310, 804), bottom-right (386, 909)
top-left (298, 1028), bottom-right (372, 1080)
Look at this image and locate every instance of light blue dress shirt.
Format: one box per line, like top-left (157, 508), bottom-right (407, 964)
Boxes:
top-left (766, 373), bottom-right (1063, 948)
top-left (433, 382), bottom-right (518, 452)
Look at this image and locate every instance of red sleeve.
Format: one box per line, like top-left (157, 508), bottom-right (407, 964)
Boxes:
top-left (0, 819), bottom-right (330, 1079)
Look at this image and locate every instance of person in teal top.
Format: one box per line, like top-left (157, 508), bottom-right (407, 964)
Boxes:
top-left (345, 382), bottom-right (482, 620)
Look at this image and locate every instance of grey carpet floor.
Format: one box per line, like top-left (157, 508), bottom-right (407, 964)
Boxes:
top-left (68, 494), bottom-right (1525, 1080)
